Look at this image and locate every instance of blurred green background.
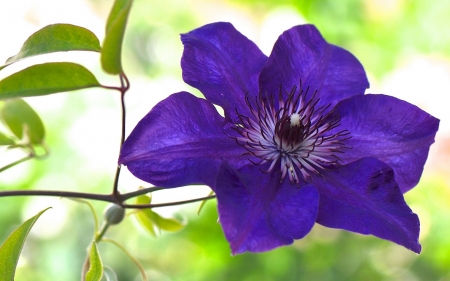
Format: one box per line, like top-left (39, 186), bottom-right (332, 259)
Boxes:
top-left (1, 0), bottom-right (450, 280)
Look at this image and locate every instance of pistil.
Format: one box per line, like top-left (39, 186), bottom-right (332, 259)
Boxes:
top-left (234, 83), bottom-right (350, 183)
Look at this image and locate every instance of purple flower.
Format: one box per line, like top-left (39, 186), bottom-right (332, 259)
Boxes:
top-left (119, 23), bottom-right (439, 254)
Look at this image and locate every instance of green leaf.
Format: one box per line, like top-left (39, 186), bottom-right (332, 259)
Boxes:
top-left (136, 194), bottom-right (151, 205)
top-left (0, 207), bottom-right (50, 281)
top-left (134, 195), bottom-right (157, 237)
top-left (0, 24), bottom-right (101, 71)
top-left (133, 195), bottom-right (184, 236)
top-left (150, 211), bottom-right (184, 232)
top-left (0, 132), bottom-right (15, 145)
top-left (86, 242), bottom-right (103, 281)
top-left (101, 0), bottom-right (133, 74)
top-left (0, 62), bottom-right (100, 99)
top-left (1, 98), bottom-right (45, 144)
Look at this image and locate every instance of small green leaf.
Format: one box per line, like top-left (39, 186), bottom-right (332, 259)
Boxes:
top-left (0, 24), bottom-right (101, 71)
top-left (1, 98), bottom-right (45, 144)
top-left (0, 132), bottom-right (15, 145)
top-left (133, 195), bottom-right (184, 236)
top-left (136, 194), bottom-right (151, 205)
top-left (134, 195), bottom-right (157, 237)
top-left (101, 0), bottom-right (133, 74)
top-left (86, 242), bottom-right (103, 281)
top-left (150, 212), bottom-right (184, 232)
top-left (0, 207), bottom-right (50, 280)
top-left (0, 62), bottom-right (100, 99)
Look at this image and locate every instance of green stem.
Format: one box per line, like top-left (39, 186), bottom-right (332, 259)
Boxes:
top-left (67, 198), bottom-right (100, 235)
top-left (101, 238), bottom-right (148, 281)
top-left (0, 154), bottom-right (34, 173)
top-left (95, 222), bottom-right (111, 243)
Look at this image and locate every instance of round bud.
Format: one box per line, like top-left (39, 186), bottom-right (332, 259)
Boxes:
top-left (103, 204), bottom-right (125, 225)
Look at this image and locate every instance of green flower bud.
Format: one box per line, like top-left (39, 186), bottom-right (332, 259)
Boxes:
top-left (103, 204), bottom-right (125, 225)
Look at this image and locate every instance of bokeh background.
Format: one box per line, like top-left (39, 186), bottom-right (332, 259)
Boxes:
top-left (1, 0), bottom-right (450, 280)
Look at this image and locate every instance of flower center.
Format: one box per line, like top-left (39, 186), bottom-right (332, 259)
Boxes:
top-left (234, 83), bottom-right (350, 183)
top-left (275, 113), bottom-right (305, 149)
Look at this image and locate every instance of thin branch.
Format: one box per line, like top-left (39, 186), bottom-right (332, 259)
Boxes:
top-left (0, 186), bottom-right (203, 206)
top-left (0, 189), bottom-right (114, 202)
top-left (122, 195), bottom-right (216, 209)
top-left (197, 190), bottom-right (215, 215)
top-left (99, 85), bottom-right (124, 91)
top-left (120, 184), bottom-right (211, 202)
top-left (118, 73), bottom-right (128, 146)
top-left (112, 73), bottom-right (129, 200)
top-left (119, 186), bottom-right (165, 201)
top-left (121, 72), bottom-right (130, 91)
top-left (0, 185), bottom-right (213, 210)
top-left (111, 164), bottom-right (122, 202)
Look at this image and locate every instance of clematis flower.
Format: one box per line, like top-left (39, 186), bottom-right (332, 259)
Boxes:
top-left (119, 22), bottom-right (439, 254)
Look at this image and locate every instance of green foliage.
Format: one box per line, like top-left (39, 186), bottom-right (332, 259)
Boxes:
top-left (101, 0), bottom-right (133, 74)
top-left (0, 0), bottom-right (449, 280)
top-left (149, 210), bottom-right (184, 232)
top-left (85, 242), bottom-right (103, 281)
top-left (0, 98), bottom-right (45, 144)
top-left (0, 132), bottom-right (14, 146)
top-left (0, 62), bottom-right (100, 99)
top-left (0, 24), bottom-right (101, 71)
top-left (0, 208), bottom-right (50, 281)
top-left (134, 195), bottom-right (184, 236)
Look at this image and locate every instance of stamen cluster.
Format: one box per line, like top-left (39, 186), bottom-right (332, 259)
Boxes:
top-left (235, 84), bottom-right (350, 183)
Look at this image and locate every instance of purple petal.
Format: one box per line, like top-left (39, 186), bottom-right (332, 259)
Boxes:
top-left (259, 24), bottom-right (369, 111)
top-left (181, 22), bottom-right (267, 123)
top-left (119, 92), bottom-right (246, 187)
top-left (314, 157), bottom-right (421, 253)
top-left (214, 163), bottom-right (319, 254)
top-left (329, 94), bottom-right (439, 193)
